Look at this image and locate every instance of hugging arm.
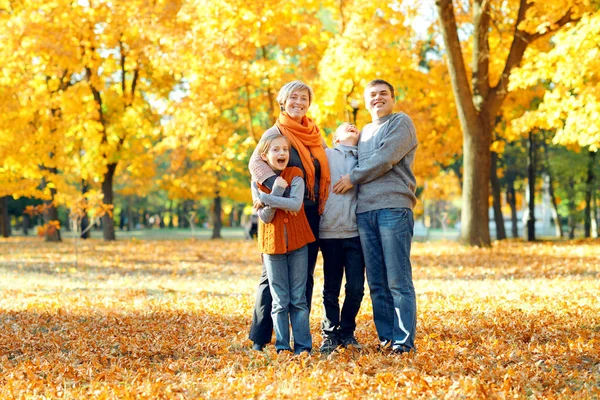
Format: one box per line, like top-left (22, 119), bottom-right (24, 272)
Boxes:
top-left (256, 177), bottom-right (304, 213)
top-left (251, 183), bottom-right (284, 223)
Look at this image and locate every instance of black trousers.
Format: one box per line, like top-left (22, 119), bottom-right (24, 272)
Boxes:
top-left (249, 205), bottom-right (320, 345)
top-left (320, 236), bottom-right (365, 338)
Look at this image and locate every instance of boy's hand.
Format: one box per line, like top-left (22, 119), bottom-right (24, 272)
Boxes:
top-left (274, 177), bottom-right (288, 189)
top-left (333, 174), bottom-right (353, 194)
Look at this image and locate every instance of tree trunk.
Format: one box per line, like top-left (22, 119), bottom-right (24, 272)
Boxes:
top-left (584, 150), bottom-right (596, 238)
top-left (567, 177), bottom-right (577, 239)
top-left (540, 134), bottom-right (563, 237)
top-left (490, 151), bottom-right (506, 240)
top-left (547, 175), bottom-right (563, 238)
top-left (102, 163), bottom-right (117, 241)
top-left (42, 176), bottom-right (61, 242)
top-left (23, 214), bottom-right (30, 236)
top-left (526, 131), bottom-right (537, 241)
top-left (212, 192), bottom-right (222, 239)
top-left (506, 180), bottom-right (519, 238)
top-left (0, 196), bottom-right (10, 238)
top-left (592, 182), bottom-right (599, 238)
top-left (436, 0), bottom-right (492, 246)
top-left (460, 128), bottom-right (492, 246)
top-left (127, 197), bottom-right (134, 231)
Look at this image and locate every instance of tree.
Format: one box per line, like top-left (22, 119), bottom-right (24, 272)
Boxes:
top-left (435, 0), bottom-right (585, 245)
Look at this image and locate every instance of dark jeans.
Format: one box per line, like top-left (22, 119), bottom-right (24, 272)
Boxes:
top-left (249, 205), bottom-right (320, 345)
top-left (320, 236), bottom-right (365, 339)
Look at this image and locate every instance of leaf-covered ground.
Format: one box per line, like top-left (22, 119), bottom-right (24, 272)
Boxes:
top-left (0, 238), bottom-right (599, 398)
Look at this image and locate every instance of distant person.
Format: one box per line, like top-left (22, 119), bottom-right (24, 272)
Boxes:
top-left (251, 131), bottom-right (314, 354)
top-left (318, 122), bottom-right (365, 354)
top-left (245, 212), bottom-right (259, 239)
top-left (247, 80), bottom-right (330, 351)
top-left (333, 79), bottom-right (418, 354)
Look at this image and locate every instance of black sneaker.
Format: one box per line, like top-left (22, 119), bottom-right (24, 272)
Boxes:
top-left (251, 343), bottom-right (265, 352)
top-left (319, 336), bottom-right (339, 354)
top-left (341, 335), bottom-right (362, 350)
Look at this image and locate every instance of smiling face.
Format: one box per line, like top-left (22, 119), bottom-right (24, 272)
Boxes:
top-left (334, 123), bottom-right (360, 146)
top-left (283, 89), bottom-right (310, 122)
top-left (364, 83), bottom-right (395, 118)
top-left (261, 136), bottom-right (290, 172)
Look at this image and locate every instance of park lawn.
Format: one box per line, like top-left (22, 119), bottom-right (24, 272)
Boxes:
top-left (0, 237), bottom-right (599, 399)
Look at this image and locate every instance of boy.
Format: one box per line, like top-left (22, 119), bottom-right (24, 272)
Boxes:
top-left (319, 122), bottom-right (365, 353)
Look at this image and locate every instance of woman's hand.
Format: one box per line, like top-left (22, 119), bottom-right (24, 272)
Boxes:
top-left (274, 176), bottom-right (288, 189)
top-left (253, 198), bottom-right (264, 211)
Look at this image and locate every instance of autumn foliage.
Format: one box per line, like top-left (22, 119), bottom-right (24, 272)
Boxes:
top-left (0, 238), bottom-right (598, 398)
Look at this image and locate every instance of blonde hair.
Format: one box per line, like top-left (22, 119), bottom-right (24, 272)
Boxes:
top-left (333, 122), bottom-right (351, 143)
top-left (277, 80), bottom-right (314, 107)
top-left (257, 131), bottom-right (290, 158)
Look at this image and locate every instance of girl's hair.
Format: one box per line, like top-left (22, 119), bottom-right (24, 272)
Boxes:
top-left (257, 131), bottom-right (290, 157)
top-left (277, 80), bottom-right (314, 107)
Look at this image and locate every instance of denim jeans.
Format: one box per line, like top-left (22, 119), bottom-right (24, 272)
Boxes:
top-left (249, 205), bottom-right (320, 345)
top-left (320, 237), bottom-right (365, 339)
top-left (357, 208), bottom-right (416, 351)
top-left (263, 246), bottom-right (312, 353)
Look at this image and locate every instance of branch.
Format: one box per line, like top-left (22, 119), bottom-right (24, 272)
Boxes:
top-left (472, 0), bottom-right (491, 107)
top-left (488, 4), bottom-right (579, 116)
top-left (435, 0), bottom-right (479, 127)
top-left (130, 67), bottom-right (139, 106)
top-left (119, 38), bottom-right (126, 98)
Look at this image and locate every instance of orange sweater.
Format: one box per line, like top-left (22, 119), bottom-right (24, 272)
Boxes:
top-left (257, 167), bottom-right (315, 254)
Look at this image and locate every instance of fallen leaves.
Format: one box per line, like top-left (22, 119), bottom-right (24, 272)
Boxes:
top-left (0, 238), bottom-right (598, 398)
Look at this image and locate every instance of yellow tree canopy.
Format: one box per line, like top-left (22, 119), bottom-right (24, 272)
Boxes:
top-left (0, 0), bottom-right (186, 208)
top-left (314, 1), bottom-right (462, 182)
top-left (510, 12), bottom-right (600, 151)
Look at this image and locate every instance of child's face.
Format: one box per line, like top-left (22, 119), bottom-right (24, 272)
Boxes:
top-left (261, 136), bottom-right (290, 172)
top-left (334, 123), bottom-right (359, 145)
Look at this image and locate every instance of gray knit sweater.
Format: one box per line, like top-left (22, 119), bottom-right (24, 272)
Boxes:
top-left (349, 112), bottom-right (418, 213)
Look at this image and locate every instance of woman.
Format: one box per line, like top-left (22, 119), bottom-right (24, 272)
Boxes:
top-left (248, 80), bottom-right (330, 351)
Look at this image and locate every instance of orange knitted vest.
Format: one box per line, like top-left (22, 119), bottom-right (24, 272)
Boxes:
top-left (257, 167), bottom-right (316, 255)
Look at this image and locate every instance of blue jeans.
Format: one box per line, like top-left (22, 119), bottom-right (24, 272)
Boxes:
top-left (320, 237), bottom-right (365, 339)
top-left (249, 205), bottom-right (320, 345)
top-left (263, 246), bottom-right (312, 353)
top-left (357, 208), bottom-right (416, 351)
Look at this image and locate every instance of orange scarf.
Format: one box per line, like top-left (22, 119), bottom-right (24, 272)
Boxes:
top-left (276, 112), bottom-right (330, 215)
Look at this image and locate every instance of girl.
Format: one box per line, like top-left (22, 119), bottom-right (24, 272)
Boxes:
top-left (251, 131), bottom-right (315, 354)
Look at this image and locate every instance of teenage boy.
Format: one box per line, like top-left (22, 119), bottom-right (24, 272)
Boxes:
top-left (333, 79), bottom-right (418, 354)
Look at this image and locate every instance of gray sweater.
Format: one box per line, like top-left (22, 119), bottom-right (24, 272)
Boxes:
top-left (350, 112), bottom-right (417, 213)
top-left (319, 145), bottom-right (359, 239)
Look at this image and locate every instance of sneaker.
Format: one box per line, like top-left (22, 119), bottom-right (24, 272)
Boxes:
top-left (391, 344), bottom-right (412, 355)
top-left (319, 336), bottom-right (339, 354)
top-left (377, 339), bottom-right (392, 352)
top-left (341, 335), bottom-right (362, 350)
top-left (251, 343), bottom-right (266, 352)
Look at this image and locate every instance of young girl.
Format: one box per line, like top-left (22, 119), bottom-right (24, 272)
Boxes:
top-left (251, 131), bottom-right (315, 354)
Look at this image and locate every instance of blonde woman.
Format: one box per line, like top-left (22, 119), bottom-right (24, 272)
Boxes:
top-left (248, 80), bottom-right (329, 351)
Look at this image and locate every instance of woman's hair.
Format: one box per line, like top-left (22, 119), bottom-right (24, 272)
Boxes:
top-left (257, 131), bottom-right (290, 157)
top-left (277, 80), bottom-right (314, 107)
